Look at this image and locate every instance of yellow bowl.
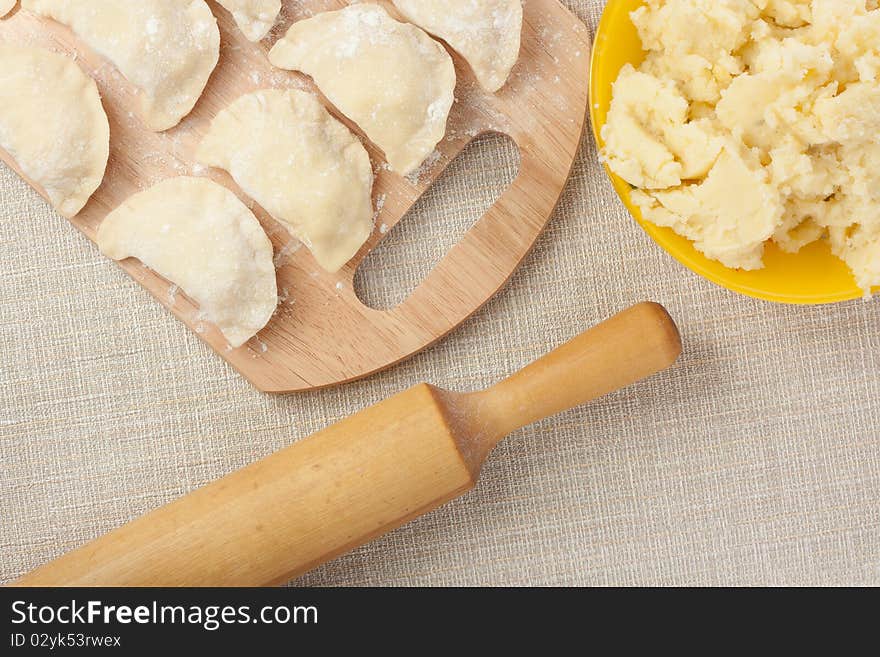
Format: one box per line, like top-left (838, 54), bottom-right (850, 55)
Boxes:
top-left (589, 0), bottom-right (867, 304)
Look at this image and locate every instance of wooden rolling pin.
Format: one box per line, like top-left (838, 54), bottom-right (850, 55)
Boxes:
top-left (15, 302), bottom-right (681, 586)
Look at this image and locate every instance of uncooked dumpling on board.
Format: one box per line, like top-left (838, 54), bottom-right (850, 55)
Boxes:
top-left (392, 0), bottom-right (522, 92)
top-left (198, 89), bottom-right (374, 273)
top-left (215, 0), bottom-right (280, 41)
top-left (0, 45), bottom-right (109, 217)
top-left (268, 3), bottom-right (455, 176)
top-left (97, 177), bottom-right (278, 348)
top-left (22, 0), bottom-right (220, 131)
top-left (0, 0), bottom-right (16, 18)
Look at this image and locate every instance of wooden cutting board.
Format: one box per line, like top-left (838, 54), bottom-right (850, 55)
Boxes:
top-left (0, 0), bottom-right (590, 392)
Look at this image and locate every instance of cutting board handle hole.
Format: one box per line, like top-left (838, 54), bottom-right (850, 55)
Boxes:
top-left (353, 133), bottom-right (520, 311)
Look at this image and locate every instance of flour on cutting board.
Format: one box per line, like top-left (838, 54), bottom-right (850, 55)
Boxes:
top-left (273, 239), bottom-right (302, 269)
top-left (405, 149), bottom-right (442, 184)
top-left (0, 0), bottom-right (589, 390)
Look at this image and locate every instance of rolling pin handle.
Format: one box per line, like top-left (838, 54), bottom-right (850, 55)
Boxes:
top-left (464, 302), bottom-right (681, 440)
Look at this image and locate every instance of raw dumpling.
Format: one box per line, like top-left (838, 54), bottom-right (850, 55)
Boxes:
top-left (215, 0), bottom-right (280, 41)
top-left (23, 0), bottom-right (220, 131)
top-left (97, 177), bottom-right (277, 348)
top-left (0, 45), bottom-right (109, 217)
top-left (392, 0), bottom-right (522, 92)
top-left (269, 3), bottom-right (455, 175)
top-left (1, 1), bottom-right (16, 18)
top-left (198, 89), bottom-right (374, 273)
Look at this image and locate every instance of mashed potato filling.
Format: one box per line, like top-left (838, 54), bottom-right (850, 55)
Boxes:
top-left (601, 0), bottom-right (880, 293)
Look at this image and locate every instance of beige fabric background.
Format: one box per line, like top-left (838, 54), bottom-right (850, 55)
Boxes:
top-left (2, 0), bottom-right (880, 587)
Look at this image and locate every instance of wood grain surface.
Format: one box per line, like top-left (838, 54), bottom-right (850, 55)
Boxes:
top-left (14, 303), bottom-right (680, 586)
top-left (0, 0), bottom-right (590, 392)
